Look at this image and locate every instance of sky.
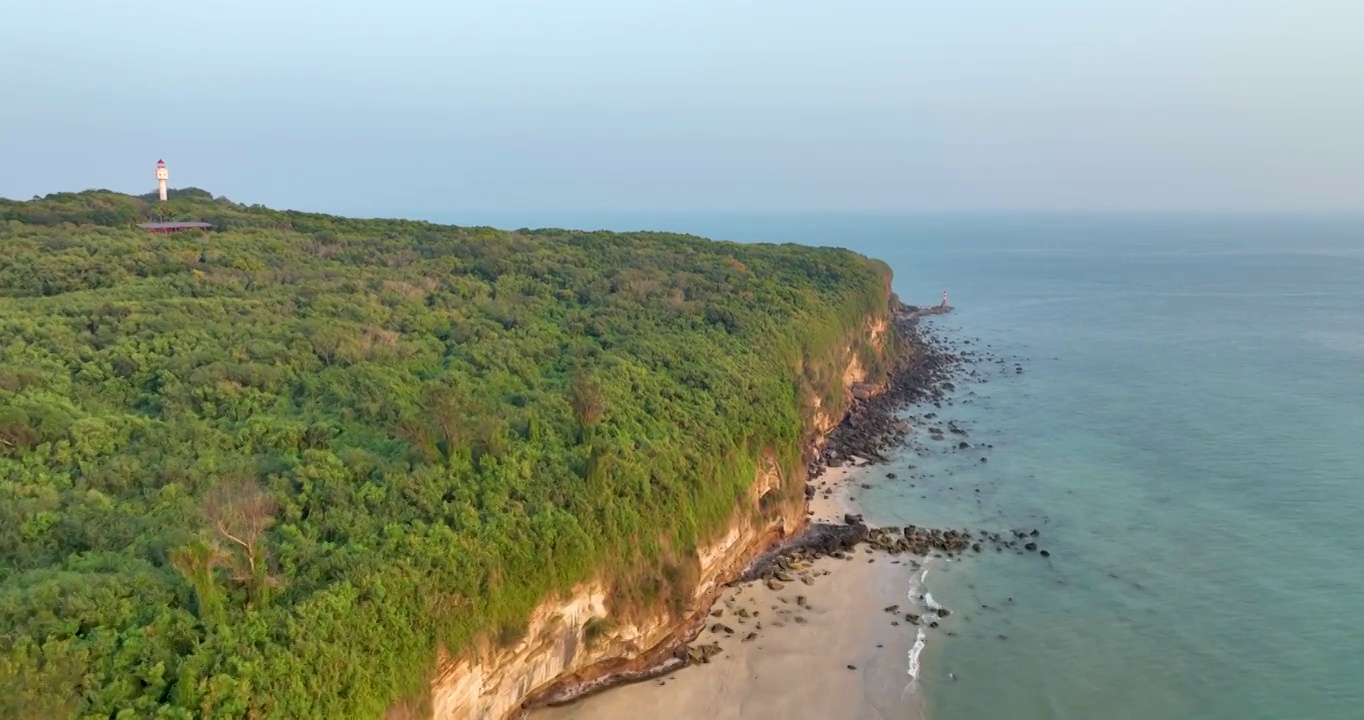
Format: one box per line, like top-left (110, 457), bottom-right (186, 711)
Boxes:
top-left (3, 0), bottom-right (1363, 215)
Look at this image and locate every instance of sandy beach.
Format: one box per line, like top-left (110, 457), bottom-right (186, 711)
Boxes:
top-left (531, 466), bottom-right (928, 720)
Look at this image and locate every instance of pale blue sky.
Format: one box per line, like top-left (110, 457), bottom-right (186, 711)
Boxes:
top-left (3, 1), bottom-right (1362, 214)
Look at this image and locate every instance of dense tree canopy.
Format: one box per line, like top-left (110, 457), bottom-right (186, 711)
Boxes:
top-left (0, 190), bottom-right (896, 718)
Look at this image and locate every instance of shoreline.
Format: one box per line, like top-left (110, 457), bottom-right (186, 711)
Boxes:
top-left (528, 306), bottom-right (963, 720)
top-left (531, 465), bottom-right (928, 720)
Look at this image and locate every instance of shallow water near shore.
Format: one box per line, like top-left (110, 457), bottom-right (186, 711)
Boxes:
top-left (464, 213), bottom-right (1364, 720)
top-left (785, 216), bottom-right (1364, 720)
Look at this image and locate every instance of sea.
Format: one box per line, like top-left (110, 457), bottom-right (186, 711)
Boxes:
top-left (450, 212), bottom-right (1364, 720)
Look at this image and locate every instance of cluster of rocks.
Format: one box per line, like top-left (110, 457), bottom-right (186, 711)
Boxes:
top-left (675, 522), bottom-right (1052, 667)
top-left (809, 304), bottom-right (962, 478)
top-left (926, 419), bottom-right (969, 443)
top-left (683, 582), bottom-right (821, 662)
top-left (864, 524), bottom-right (974, 556)
top-left (881, 601), bottom-right (948, 629)
top-left (681, 516), bottom-right (994, 667)
top-left (740, 516), bottom-right (1050, 587)
top-left (876, 524), bottom-right (1051, 557)
top-left (684, 642), bottom-right (724, 664)
top-left (681, 517), bottom-right (1050, 659)
top-left (736, 522), bottom-right (865, 583)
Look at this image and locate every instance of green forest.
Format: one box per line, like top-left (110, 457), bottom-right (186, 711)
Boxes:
top-left (0, 189), bottom-right (897, 719)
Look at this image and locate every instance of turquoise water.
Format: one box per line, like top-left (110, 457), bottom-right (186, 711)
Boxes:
top-left (870, 218), bottom-right (1364, 720)
top-left (839, 217), bottom-right (1364, 720)
top-left (458, 213), bottom-right (1364, 720)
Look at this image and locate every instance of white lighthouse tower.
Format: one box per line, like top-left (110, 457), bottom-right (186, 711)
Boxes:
top-left (155, 159), bottom-right (169, 201)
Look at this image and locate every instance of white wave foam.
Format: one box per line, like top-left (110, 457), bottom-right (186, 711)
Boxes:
top-left (908, 627), bottom-right (927, 680)
top-left (904, 561), bottom-right (934, 682)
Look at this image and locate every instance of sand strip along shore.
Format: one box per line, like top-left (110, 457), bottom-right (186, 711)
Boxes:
top-left (531, 465), bottom-right (927, 720)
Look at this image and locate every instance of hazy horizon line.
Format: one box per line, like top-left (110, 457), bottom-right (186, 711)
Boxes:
top-left (8, 187), bottom-right (1364, 223)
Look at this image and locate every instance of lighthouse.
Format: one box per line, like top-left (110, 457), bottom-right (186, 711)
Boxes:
top-left (155, 159), bottom-right (169, 201)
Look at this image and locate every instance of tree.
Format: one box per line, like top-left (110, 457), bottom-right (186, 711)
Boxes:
top-left (568, 372), bottom-right (605, 443)
top-left (203, 476), bottom-right (277, 607)
top-left (418, 384), bottom-right (474, 464)
top-left (170, 539), bottom-right (227, 625)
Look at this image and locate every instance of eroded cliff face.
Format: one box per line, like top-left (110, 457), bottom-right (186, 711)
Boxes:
top-left (425, 312), bottom-right (891, 720)
top-left (813, 315), bottom-right (889, 436)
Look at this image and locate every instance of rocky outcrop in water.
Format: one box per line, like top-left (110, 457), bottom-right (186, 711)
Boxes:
top-left (733, 518), bottom-right (1050, 591)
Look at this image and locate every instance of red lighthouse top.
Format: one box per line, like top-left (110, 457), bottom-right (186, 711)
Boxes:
top-left (157, 159), bottom-right (165, 165)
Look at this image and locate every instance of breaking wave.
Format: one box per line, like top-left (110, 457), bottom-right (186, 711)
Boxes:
top-left (908, 627), bottom-right (928, 681)
top-left (906, 561), bottom-right (935, 681)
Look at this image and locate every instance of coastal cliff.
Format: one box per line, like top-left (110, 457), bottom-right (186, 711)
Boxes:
top-left (424, 314), bottom-right (897, 720)
top-left (1, 190), bottom-right (909, 720)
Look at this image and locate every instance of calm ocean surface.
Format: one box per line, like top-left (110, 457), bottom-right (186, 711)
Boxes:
top-left (451, 212), bottom-right (1364, 720)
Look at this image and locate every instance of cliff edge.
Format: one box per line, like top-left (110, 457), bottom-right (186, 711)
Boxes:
top-left (422, 313), bottom-right (897, 720)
